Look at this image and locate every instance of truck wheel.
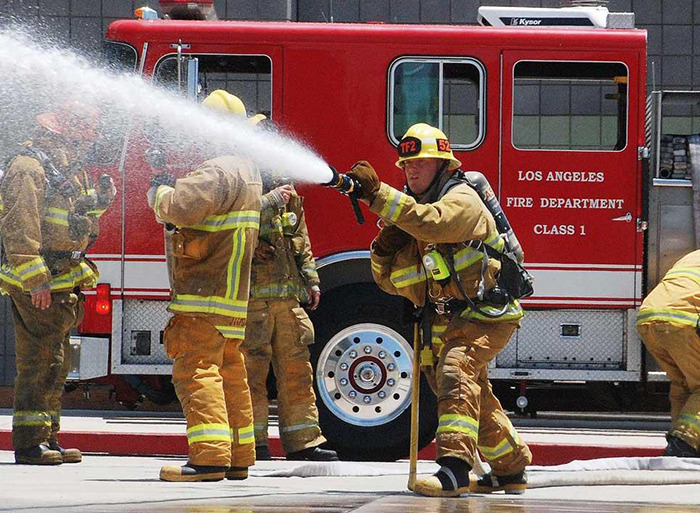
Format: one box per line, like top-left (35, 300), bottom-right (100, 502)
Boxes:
top-left (310, 284), bottom-right (438, 462)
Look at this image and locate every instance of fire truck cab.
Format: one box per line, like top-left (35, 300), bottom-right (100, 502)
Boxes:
top-left (74, 4), bottom-right (659, 459)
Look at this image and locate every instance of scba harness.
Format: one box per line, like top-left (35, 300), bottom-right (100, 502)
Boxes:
top-left (431, 170), bottom-right (534, 319)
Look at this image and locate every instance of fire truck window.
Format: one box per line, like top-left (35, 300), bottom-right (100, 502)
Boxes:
top-left (154, 54), bottom-right (272, 118)
top-left (391, 58), bottom-right (484, 150)
top-left (513, 61), bottom-right (628, 151)
top-left (103, 42), bottom-right (137, 72)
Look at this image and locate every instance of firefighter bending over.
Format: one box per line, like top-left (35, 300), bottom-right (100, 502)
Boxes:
top-left (0, 103), bottom-right (115, 465)
top-left (637, 250), bottom-right (700, 458)
top-left (345, 123), bottom-right (532, 497)
top-left (149, 90), bottom-right (261, 482)
top-left (241, 144), bottom-right (338, 461)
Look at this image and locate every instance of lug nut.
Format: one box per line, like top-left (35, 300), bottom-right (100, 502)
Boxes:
top-left (340, 363), bottom-right (348, 371)
top-left (349, 391), bottom-right (357, 398)
top-left (349, 350), bottom-right (357, 359)
top-left (378, 391), bottom-right (386, 399)
top-left (387, 363), bottom-right (396, 371)
top-left (340, 378), bottom-right (348, 386)
top-left (363, 396), bottom-right (371, 404)
top-left (387, 378), bottom-right (395, 386)
top-left (364, 345), bottom-right (372, 354)
top-left (378, 351), bottom-right (387, 359)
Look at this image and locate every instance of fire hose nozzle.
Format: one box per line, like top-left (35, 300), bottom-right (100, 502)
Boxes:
top-left (323, 166), bottom-right (365, 225)
top-left (323, 166), bottom-right (359, 195)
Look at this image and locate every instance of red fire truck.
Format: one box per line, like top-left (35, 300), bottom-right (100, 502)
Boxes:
top-left (72, 5), bottom-right (687, 460)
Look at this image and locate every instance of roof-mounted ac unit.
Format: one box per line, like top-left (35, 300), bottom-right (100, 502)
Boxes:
top-left (477, 6), bottom-right (635, 29)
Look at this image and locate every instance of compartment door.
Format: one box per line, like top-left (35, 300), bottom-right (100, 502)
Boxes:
top-left (500, 51), bottom-right (642, 308)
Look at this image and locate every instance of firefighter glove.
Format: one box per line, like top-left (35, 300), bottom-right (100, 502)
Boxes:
top-left (347, 160), bottom-right (380, 202)
top-left (150, 171), bottom-right (176, 189)
top-left (68, 213), bottom-right (92, 241)
top-left (73, 193), bottom-right (97, 215)
top-left (373, 224), bottom-right (411, 257)
top-left (96, 174), bottom-right (117, 207)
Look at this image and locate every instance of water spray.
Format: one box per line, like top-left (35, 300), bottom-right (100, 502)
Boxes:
top-left (322, 166), bottom-right (365, 224)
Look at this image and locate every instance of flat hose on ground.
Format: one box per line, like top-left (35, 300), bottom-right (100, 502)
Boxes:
top-left (256, 457), bottom-right (700, 488)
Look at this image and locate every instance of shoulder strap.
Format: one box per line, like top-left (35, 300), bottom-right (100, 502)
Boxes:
top-left (436, 170), bottom-right (468, 201)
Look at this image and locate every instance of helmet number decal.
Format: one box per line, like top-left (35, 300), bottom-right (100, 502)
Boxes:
top-left (437, 139), bottom-right (451, 152)
top-left (398, 136), bottom-right (422, 157)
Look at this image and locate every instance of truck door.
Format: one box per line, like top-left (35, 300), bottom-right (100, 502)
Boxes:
top-left (500, 52), bottom-right (642, 308)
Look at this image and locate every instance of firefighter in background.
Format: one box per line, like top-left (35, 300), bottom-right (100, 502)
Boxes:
top-left (344, 123), bottom-right (531, 497)
top-left (0, 103), bottom-right (115, 465)
top-left (240, 119), bottom-right (338, 461)
top-left (159, 0), bottom-right (218, 20)
top-left (637, 250), bottom-right (700, 458)
top-left (151, 90), bottom-right (261, 482)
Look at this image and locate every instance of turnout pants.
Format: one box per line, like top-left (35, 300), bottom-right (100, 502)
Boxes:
top-left (165, 314), bottom-right (255, 467)
top-left (638, 322), bottom-right (700, 450)
top-left (241, 298), bottom-right (325, 453)
top-left (433, 318), bottom-right (532, 475)
top-left (11, 289), bottom-right (83, 450)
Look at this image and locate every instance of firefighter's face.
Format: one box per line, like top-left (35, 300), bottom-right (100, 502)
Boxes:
top-left (403, 158), bottom-right (442, 195)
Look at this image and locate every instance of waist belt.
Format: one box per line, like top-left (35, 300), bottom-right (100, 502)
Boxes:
top-left (41, 250), bottom-right (85, 261)
top-left (432, 299), bottom-right (469, 316)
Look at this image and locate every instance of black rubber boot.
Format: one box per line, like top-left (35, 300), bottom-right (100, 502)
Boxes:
top-left (159, 462), bottom-right (227, 482)
top-left (14, 444), bottom-right (62, 465)
top-left (413, 457), bottom-right (471, 497)
top-left (665, 436), bottom-right (700, 458)
top-left (473, 469), bottom-right (527, 494)
top-left (49, 441), bottom-right (82, 463)
top-left (287, 446), bottom-right (339, 461)
top-left (225, 466), bottom-right (249, 480)
top-left (255, 445), bottom-right (271, 461)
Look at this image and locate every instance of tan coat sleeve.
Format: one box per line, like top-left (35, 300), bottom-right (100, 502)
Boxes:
top-left (153, 163), bottom-right (231, 227)
top-left (0, 156), bottom-right (51, 290)
top-left (289, 194), bottom-right (319, 287)
top-left (369, 182), bottom-right (490, 244)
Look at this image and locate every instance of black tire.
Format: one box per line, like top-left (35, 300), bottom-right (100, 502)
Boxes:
top-left (309, 283), bottom-right (437, 462)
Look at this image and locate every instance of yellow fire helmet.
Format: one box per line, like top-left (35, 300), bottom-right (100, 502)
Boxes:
top-left (202, 90), bottom-right (246, 117)
top-left (395, 123), bottom-right (461, 170)
top-left (248, 113), bottom-right (267, 125)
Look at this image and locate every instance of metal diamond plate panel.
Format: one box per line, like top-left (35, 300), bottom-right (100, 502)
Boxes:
top-left (121, 300), bottom-right (172, 365)
top-left (496, 309), bottom-right (626, 370)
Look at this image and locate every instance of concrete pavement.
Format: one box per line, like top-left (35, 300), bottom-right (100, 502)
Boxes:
top-left (2, 451), bottom-right (700, 512)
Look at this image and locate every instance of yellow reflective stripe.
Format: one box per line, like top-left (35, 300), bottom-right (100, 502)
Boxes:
top-left (678, 413), bottom-right (700, 436)
top-left (170, 294), bottom-right (248, 318)
top-left (380, 188), bottom-right (409, 222)
top-left (225, 228), bottom-right (246, 300)
top-left (371, 260), bottom-right (383, 273)
top-left (637, 308), bottom-right (698, 327)
top-left (453, 246), bottom-right (482, 272)
top-left (49, 262), bottom-right (98, 291)
top-left (0, 269), bottom-right (22, 288)
top-left (87, 208), bottom-right (107, 217)
top-left (478, 437), bottom-right (515, 460)
top-left (281, 422), bottom-right (319, 433)
top-left (44, 207), bottom-right (69, 227)
top-left (437, 414), bottom-right (479, 440)
top-left (13, 410), bottom-right (51, 427)
top-left (153, 185), bottom-right (172, 217)
top-left (186, 423), bottom-right (231, 444)
top-left (461, 300), bottom-right (524, 322)
top-left (390, 264), bottom-right (427, 288)
top-left (666, 268), bottom-right (700, 287)
top-left (16, 257), bottom-right (50, 281)
top-left (188, 210), bottom-right (260, 232)
top-left (432, 324), bottom-right (447, 345)
top-left (235, 424), bottom-right (255, 445)
top-left (215, 325), bottom-right (246, 339)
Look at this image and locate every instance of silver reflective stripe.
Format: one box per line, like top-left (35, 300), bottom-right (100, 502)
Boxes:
top-left (440, 466), bottom-right (459, 490)
top-left (280, 423), bottom-right (318, 433)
